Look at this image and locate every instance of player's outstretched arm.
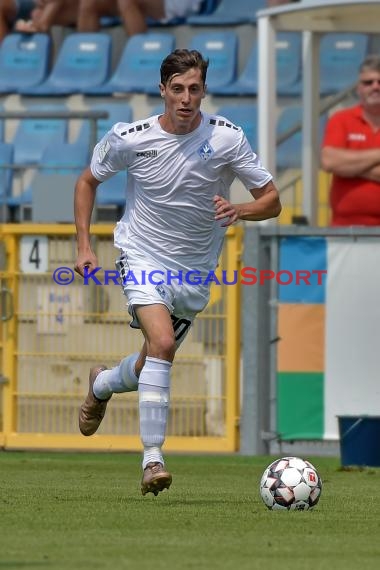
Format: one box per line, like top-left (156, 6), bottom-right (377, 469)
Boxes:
top-left (74, 167), bottom-right (100, 277)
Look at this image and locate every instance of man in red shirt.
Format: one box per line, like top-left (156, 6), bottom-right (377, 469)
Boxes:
top-left (321, 55), bottom-right (380, 226)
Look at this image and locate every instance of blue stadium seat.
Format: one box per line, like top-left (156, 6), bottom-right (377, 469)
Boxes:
top-left (96, 170), bottom-right (127, 208)
top-left (12, 105), bottom-right (67, 165)
top-left (189, 31), bottom-right (238, 93)
top-left (319, 33), bottom-right (369, 95)
top-left (216, 32), bottom-right (301, 96)
top-left (275, 32), bottom-right (302, 97)
top-left (39, 141), bottom-right (89, 172)
top-left (85, 33), bottom-right (175, 95)
top-left (187, 0), bottom-right (263, 25)
top-left (75, 100), bottom-right (133, 148)
top-left (216, 104), bottom-right (258, 150)
top-left (285, 33), bottom-right (370, 97)
top-left (0, 103), bottom-right (4, 141)
top-left (19, 33), bottom-right (112, 95)
top-left (0, 33), bottom-right (51, 94)
top-left (7, 142), bottom-right (89, 214)
top-left (0, 143), bottom-right (14, 205)
top-left (276, 106), bottom-right (327, 170)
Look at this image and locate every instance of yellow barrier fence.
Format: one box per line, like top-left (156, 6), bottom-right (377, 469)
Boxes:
top-left (0, 224), bottom-right (242, 452)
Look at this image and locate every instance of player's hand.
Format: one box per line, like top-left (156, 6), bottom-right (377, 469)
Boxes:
top-left (74, 249), bottom-right (98, 278)
top-left (213, 195), bottom-right (239, 227)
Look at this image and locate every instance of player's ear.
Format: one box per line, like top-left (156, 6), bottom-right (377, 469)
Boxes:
top-left (202, 84), bottom-right (207, 98)
top-left (159, 83), bottom-right (165, 98)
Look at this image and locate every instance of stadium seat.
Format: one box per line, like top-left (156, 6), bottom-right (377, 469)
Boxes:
top-left (216, 104), bottom-right (258, 150)
top-left (275, 32), bottom-right (302, 96)
top-left (187, 0), bottom-right (264, 25)
top-left (276, 105), bottom-right (327, 170)
top-left (319, 33), bottom-right (369, 95)
top-left (75, 100), bottom-right (133, 148)
top-left (85, 33), bottom-right (175, 95)
top-left (19, 33), bottom-right (112, 95)
top-left (12, 104), bottom-right (67, 165)
top-left (39, 141), bottom-right (89, 173)
top-left (0, 33), bottom-right (51, 94)
top-left (0, 104), bottom-right (4, 141)
top-left (285, 32), bottom-right (370, 96)
top-left (216, 32), bottom-right (301, 96)
top-left (96, 170), bottom-right (127, 208)
top-left (7, 142), bottom-right (89, 220)
top-left (189, 31), bottom-right (238, 93)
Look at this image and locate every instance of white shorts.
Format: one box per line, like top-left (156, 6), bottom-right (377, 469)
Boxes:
top-left (115, 248), bottom-right (210, 346)
top-left (163, 0), bottom-right (202, 21)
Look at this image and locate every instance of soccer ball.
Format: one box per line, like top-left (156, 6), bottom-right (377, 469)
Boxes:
top-left (259, 456), bottom-right (322, 511)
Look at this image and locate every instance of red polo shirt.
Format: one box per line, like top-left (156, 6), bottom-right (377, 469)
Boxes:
top-left (322, 104), bottom-right (380, 226)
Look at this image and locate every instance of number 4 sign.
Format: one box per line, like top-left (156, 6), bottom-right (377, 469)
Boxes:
top-left (20, 236), bottom-right (49, 273)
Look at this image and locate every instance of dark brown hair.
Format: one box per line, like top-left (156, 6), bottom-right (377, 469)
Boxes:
top-left (160, 49), bottom-right (209, 86)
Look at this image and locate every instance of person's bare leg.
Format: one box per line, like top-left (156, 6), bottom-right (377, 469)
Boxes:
top-left (117, 0), bottom-right (165, 36)
top-left (77, 0), bottom-right (119, 32)
top-left (39, 0), bottom-right (78, 27)
top-left (15, 4), bottom-right (42, 33)
top-left (0, 0), bottom-right (17, 42)
top-left (15, 0), bottom-right (78, 33)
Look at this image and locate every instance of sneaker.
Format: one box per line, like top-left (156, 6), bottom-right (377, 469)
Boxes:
top-left (141, 462), bottom-right (172, 496)
top-left (79, 365), bottom-right (110, 436)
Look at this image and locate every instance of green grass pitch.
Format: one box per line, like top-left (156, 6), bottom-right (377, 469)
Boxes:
top-left (0, 452), bottom-right (379, 570)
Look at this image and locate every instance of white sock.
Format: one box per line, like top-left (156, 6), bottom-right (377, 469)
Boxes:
top-left (119, 353), bottom-right (139, 390)
top-left (138, 356), bottom-right (171, 469)
top-left (143, 446), bottom-right (165, 468)
top-left (93, 353), bottom-right (139, 400)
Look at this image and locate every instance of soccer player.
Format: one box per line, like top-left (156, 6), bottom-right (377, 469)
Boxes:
top-left (74, 49), bottom-right (281, 496)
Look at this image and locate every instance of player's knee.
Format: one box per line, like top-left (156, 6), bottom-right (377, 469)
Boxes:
top-left (148, 335), bottom-right (176, 361)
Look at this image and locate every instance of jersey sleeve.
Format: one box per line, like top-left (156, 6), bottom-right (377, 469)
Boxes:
top-left (90, 123), bottom-right (129, 181)
top-left (230, 130), bottom-right (273, 190)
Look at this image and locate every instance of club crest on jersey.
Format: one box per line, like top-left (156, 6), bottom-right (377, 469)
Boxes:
top-left (97, 139), bottom-right (111, 163)
top-left (198, 140), bottom-right (214, 161)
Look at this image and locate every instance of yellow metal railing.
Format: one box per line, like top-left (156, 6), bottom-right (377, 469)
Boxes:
top-left (0, 223), bottom-right (242, 452)
top-left (279, 170), bottom-right (332, 226)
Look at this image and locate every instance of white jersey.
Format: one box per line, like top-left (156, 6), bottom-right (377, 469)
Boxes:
top-left (91, 111), bottom-right (272, 275)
